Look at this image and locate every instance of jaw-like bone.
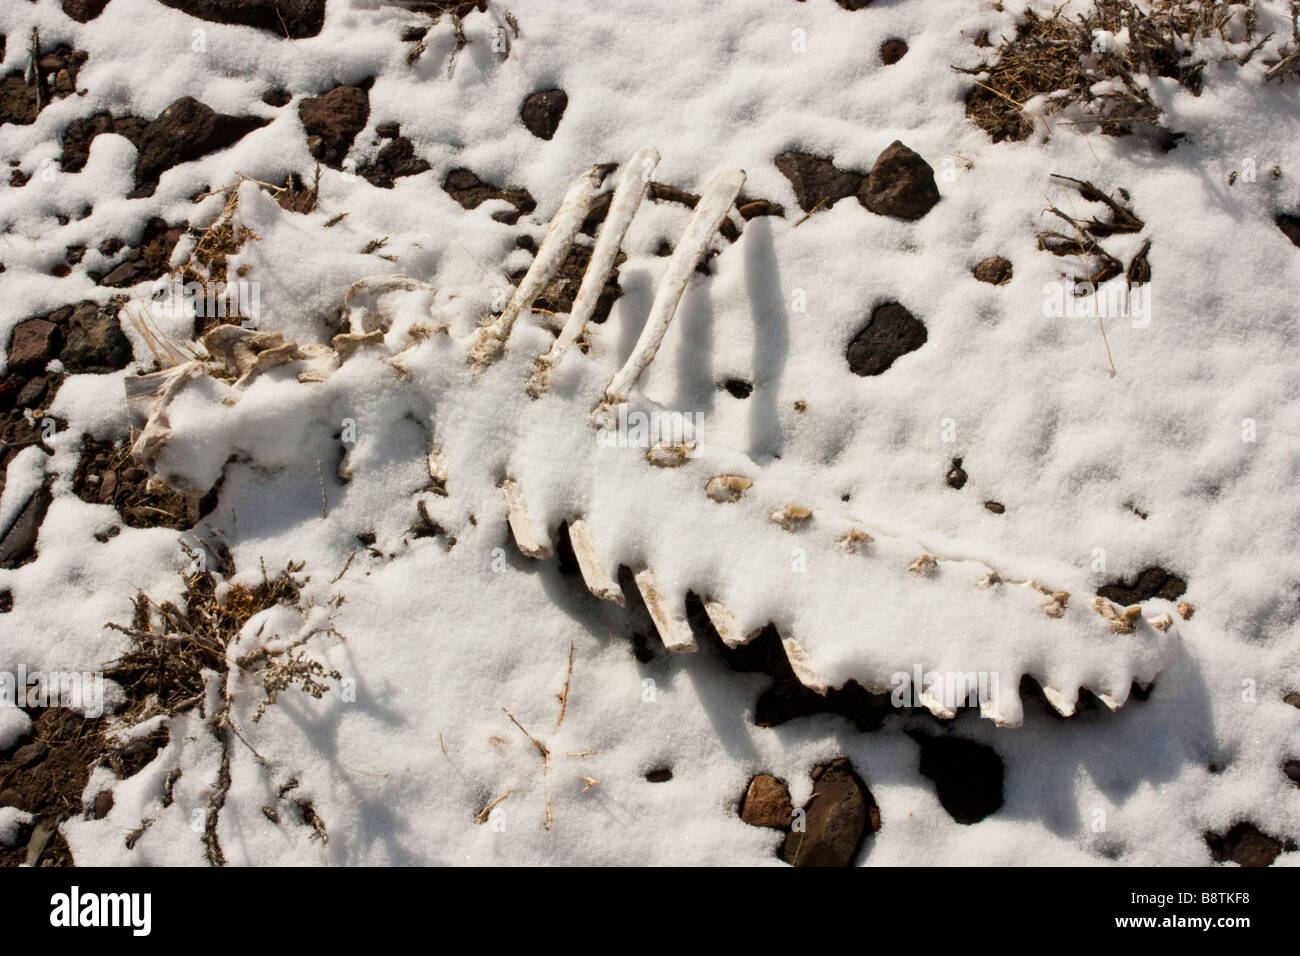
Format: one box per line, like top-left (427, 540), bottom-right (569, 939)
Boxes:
top-left (599, 168), bottom-right (746, 410)
top-left (469, 167), bottom-right (603, 370)
top-left (529, 148), bottom-right (661, 397)
top-left (121, 150), bottom-right (1177, 729)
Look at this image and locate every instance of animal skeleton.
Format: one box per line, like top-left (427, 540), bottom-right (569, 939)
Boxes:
top-left (127, 149), bottom-right (1178, 727)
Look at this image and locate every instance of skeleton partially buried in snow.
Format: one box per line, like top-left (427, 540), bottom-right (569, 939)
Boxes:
top-left (124, 149), bottom-right (1178, 727)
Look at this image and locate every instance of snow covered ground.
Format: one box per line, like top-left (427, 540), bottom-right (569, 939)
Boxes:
top-left (1, 0), bottom-right (1299, 866)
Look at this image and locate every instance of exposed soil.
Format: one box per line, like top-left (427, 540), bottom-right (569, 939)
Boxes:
top-left (509, 242), bottom-right (625, 324)
top-left (1096, 566), bottom-right (1186, 605)
top-left (1204, 821), bottom-right (1295, 867)
top-left (359, 124), bottom-right (431, 188)
top-left (60, 111), bottom-right (147, 173)
top-left (973, 256), bottom-right (1013, 285)
top-left (95, 217), bottom-right (185, 287)
top-left (73, 434), bottom-right (213, 530)
top-left (443, 168), bottom-right (536, 225)
top-left (0, 44), bottom-right (87, 127)
top-left (880, 38), bottom-right (908, 65)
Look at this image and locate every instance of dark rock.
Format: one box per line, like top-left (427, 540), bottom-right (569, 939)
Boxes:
top-left (62, 0), bottom-right (112, 22)
top-left (1285, 759), bottom-right (1300, 787)
top-left (1097, 567), bottom-right (1186, 605)
top-left (911, 732), bottom-right (1004, 824)
top-left (15, 377), bottom-right (49, 409)
top-left (880, 38), bottom-right (908, 64)
top-left (846, 301), bottom-right (926, 376)
top-left (520, 89), bottom-right (568, 140)
top-left (859, 141), bottom-right (940, 221)
top-left (261, 88), bottom-right (291, 107)
top-left (946, 458), bottom-right (967, 490)
top-left (98, 237), bottom-right (124, 256)
top-left (134, 96), bottom-right (267, 195)
top-left (360, 136), bottom-right (431, 189)
top-left (1205, 822), bottom-right (1293, 867)
top-left (0, 483), bottom-right (52, 568)
top-left (740, 774), bottom-right (793, 829)
top-left (645, 767), bottom-right (673, 783)
top-left (59, 301), bottom-right (133, 373)
top-left (722, 378), bottom-right (752, 399)
top-left (774, 151), bottom-right (864, 213)
top-left (835, 0), bottom-right (874, 8)
top-left (374, 121), bottom-right (400, 139)
top-left (1285, 691), bottom-right (1300, 709)
top-left (973, 256), bottom-right (1013, 285)
top-left (779, 758), bottom-right (877, 867)
top-left (983, 499), bottom-right (1005, 514)
top-left (443, 168), bottom-right (535, 225)
top-left (8, 320), bottom-right (62, 373)
top-left (13, 740), bottom-right (49, 769)
top-left (299, 85), bottom-right (369, 168)
top-left (92, 789), bottom-right (114, 819)
top-left (1277, 213), bottom-right (1300, 248)
top-left (0, 590), bottom-right (11, 613)
top-left (156, 0), bottom-right (326, 39)
top-left (0, 788), bottom-right (21, 808)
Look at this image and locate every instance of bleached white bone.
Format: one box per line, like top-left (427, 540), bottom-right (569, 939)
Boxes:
top-left (1040, 684), bottom-right (1078, 717)
top-left (703, 598), bottom-right (759, 649)
top-left (529, 148), bottom-right (660, 397)
top-left (469, 167), bottom-right (602, 369)
top-left (567, 518), bottom-right (623, 605)
top-left (501, 478), bottom-right (551, 558)
top-left (635, 568), bottom-right (697, 652)
top-left (600, 168), bottom-right (746, 408)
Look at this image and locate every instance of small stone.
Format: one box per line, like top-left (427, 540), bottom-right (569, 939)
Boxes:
top-left (912, 732), bottom-right (1004, 825)
top-left (7, 319), bottom-right (61, 372)
top-left (0, 788), bottom-right (21, 809)
top-left (13, 740), bottom-right (49, 769)
top-left (984, 500), bottom-right (1004, 514)
top-left (946, 458), bottom-right (967, 490)
top-left (859, 141), bottom-right (940, 221)
top-left (15, 376), bottom-right (48, 408)
top-left (779, 758), bottom-right (876, 867)
top-left (261, 88), bottom-right (291, 108)
top-left (973, 256), bottom-right (1013, 285)
top-left (520, 89), bottom-right (568, 141)
top-left (1284, 759), bottom-right (1300, 787)
top-left (645, 767), bottom-right (673, 783)
top-left (1284, 691), bottom-right (1300, 709)
top-left (722, 378), bottom-right (752, 399)
top-left (740, 774), bottom-right (793, 829)
top-left (92, 790), bottom-right (114, 819)
top-left (880, 38), bottom-right (908, 64)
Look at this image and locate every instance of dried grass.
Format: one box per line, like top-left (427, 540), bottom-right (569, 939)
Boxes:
top-left (963, 1), bottom-right (1259, 142)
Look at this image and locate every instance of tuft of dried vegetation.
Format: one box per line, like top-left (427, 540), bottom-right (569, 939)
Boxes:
top-left (105, 557), bottom-right (342, 864)
top-left (963, 1), bottom-right (1262, 143)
